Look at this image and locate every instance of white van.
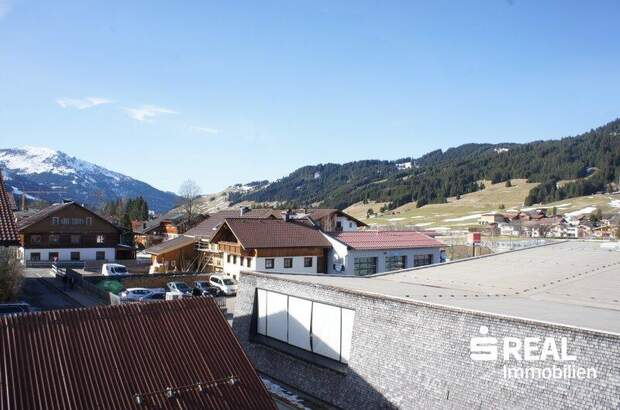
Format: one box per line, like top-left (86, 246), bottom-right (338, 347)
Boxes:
top-left (209, 275), bottom-right (238, 296)
top-left (101, 263), bottom-right (129, 276)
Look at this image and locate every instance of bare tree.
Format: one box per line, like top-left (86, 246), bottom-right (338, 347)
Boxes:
top-left (178, 179), bottom-right (201, 228)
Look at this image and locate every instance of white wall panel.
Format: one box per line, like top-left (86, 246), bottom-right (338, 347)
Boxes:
top-left (257, 289), bottom-right (267, 335)
top-left (311, 303), bottom-right (341, 361)
top-left (340, 308), bottom-right (355, 363)
top-left (287, 296), bottom-right (312, 351)
top-left (266, 292), bottom-right (288, 342)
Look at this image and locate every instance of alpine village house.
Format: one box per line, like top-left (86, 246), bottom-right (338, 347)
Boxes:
top-left (17, 201), bottom-right (126, 264)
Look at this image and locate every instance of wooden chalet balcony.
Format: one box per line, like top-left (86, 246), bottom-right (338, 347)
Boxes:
top-left (218, 241), bottom-right (252, 256)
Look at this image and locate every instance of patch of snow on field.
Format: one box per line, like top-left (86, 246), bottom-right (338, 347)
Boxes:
top-left (565, 206), bottom-right (597, 218)
top-left (610, 200), bottom-right (620, 208)
top-left (261, 378), bottom-right (310, 409)
top-left (443, 214), bottom-right (482, 222)
top-left (415, 222), bottom-right (433, 227)
top-left (387, 217), bottom-right (406, 221)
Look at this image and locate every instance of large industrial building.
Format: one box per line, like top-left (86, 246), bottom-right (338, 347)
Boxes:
top-left (233, 241), bottom-right (620, 409)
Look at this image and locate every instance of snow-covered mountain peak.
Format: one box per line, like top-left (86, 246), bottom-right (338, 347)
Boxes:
top-left (0, 146), bottom-right (179, 212)
top-left (0, 146), bottom-right (74, 175)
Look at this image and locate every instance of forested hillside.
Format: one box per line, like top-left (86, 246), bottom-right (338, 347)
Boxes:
top-left (230, 119), bottom-right (620, 210)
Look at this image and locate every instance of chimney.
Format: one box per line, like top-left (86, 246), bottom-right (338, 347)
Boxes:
top-left (281, 209), bottom-right (291, 222)
top-left (240, 206), bottom-right (250, 216)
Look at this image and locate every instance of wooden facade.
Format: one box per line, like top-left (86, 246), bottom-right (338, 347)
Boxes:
top-left (20, 203), bottom-right (121, 250)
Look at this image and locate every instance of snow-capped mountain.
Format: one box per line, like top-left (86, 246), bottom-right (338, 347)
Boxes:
top-left (0, 146), bottom-right (179, 212)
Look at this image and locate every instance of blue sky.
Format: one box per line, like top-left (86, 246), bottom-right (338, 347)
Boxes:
top-left (1, 0), bottom-right (619, 194)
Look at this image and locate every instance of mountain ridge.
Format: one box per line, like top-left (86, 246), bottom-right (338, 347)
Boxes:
top-left (230, 118), bottom-right (620, 210)
top-left (0, 146), bottom-right (180, 212)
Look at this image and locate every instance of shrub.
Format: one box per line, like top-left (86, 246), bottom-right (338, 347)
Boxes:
top-left (0, 252), bottom-right (23, 303)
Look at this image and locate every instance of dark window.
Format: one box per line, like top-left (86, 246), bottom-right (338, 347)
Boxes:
top-left (30, 253), bottom-right (41, 261)
top-left (96, 251), bottom-right (105, 260)
top-left (70, 252), bottom-right (80, 261)
top-left (233, 255), bottom-right (237, 264)
top-left (240, 256), bottom-right (244, 266)
top-left (247, 257), bottom-right (251, 267)
top-left (414, 254), bottom-right (433, 267)
top-left (336, 221), bottom-right (343, 231)
top-left (30, 235), bottom-right (41, 244)
top-left (304, 257), bottom-right (313, 268)
top-left (227, 254), bottom-right (231, 263)
top-left (49, 234), bottom-right (60, 244)
top-left (265, 258), bottom-right (274, 269)
top-left (284, 258), bottom-right (293, 269)
top-left (48, 252), bottom-right (59, 261)
top-left (385, 255), bottom-right (406, 271)
top-left (354, 257), bottom-right (377, 276)
top-left (70, 235), bottom-right (81, 245)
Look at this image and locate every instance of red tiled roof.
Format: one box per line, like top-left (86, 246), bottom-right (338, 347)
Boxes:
top-left (0, 298), bottom-right (276, 410)
top-left (0, 170), bottom-right (19, 246)
top-left (185, 209), bottom-right (277, 239)
top-left (220, 218), bottom-right (332, 249)
top-left (329, 230), bottom-right (444, 250)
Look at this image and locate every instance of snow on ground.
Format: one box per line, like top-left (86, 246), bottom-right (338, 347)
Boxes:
top-left (410, 216), bottom-right (424, 219)
top-left (610, 200), bottom-right (620, 208)
top-left (415, 222), bottom-right (433, 227)
top-left (0, 146), bottom-right (74, 175)
top-left (521, 203), bottom-right (572, 211)
top-left (387, 217), bottom-right (406, 221)
top-left (261, 378), bottom-right (310, 410)
top-left (443, 214), bottom-right (483, 222)
top-left (433, 226), bottom-right (451, 231)
top-left (564, 206), bottom-right (597, 218)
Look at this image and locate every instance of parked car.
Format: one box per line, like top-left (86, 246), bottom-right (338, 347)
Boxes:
top-left (120, 288), bottom-right (164, 302)
top-left (138, 292), bottom-right (166, 302)
top-left (209, 275), bottom-right (238, 296)
top-left (166, 282), bottom-right (192, 296)
top-left (101, 263), bottom-right (129, 276)
top-left (0, 303), bottom-right (32, 316)
top-left (193, 281), bottom-right (220, 297)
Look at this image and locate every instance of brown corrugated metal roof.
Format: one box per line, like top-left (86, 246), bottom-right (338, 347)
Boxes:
top-left (0, 170), bottom-right (19, 246)
top-left (184, 209), bottom-right (276, 240)
top-left (0, 298), bottom-right (276, 410)
top-left (219, 218), bottom-right (332, 249)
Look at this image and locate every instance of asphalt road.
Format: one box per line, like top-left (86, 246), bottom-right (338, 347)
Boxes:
top-left (20, 268), bottom-right (82, 310)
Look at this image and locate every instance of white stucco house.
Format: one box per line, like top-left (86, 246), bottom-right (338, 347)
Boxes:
top-left (323, 230), bottom-right (444, 275)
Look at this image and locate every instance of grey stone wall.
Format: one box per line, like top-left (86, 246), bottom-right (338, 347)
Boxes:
top-left (233, 273), bottom-right (620, 410)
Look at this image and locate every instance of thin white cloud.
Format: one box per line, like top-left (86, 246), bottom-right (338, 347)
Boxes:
top-left (0, 0), bottom-right (12, 20)
top-left (189, 125), bottom-right (220, 135)
top-left (124, 105), bottom-right (177, 122)
top-left (57, 97), bottom-right (113, 110)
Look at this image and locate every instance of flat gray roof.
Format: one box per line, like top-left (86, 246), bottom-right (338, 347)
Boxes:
top-left (253, 241), bottom-right (620, 334)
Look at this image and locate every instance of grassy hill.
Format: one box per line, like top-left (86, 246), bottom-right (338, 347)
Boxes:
top-left (346, 179), bottom-right (620, 231)
top-left (232, 118), bottom-right (620, 212)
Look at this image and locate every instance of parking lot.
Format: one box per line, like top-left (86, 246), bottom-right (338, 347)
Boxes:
top-left (19, 268), bottom-right (239, 323)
